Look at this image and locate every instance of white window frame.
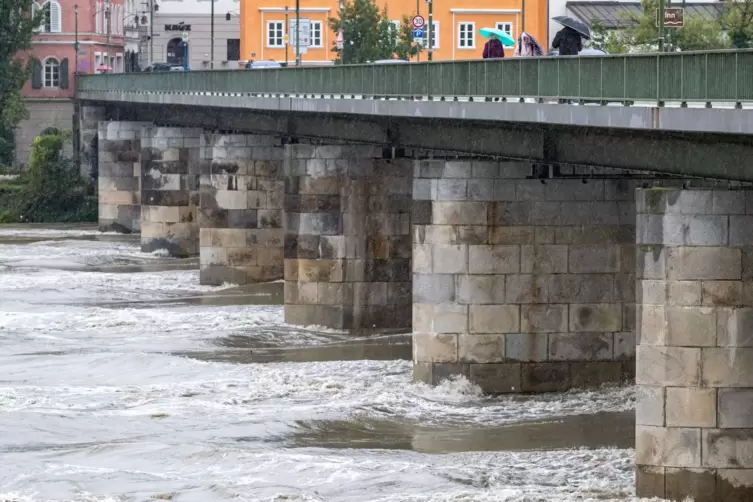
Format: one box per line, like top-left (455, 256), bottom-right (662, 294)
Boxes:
top-left (390, 20), bottom-right (401, 42)
top-left (311, 20), bottom-right (323, 48)
top-left (40, 1), bottom-right (62, 33)
top-left (43, 57), bottom-right (60, 88)
top-left (266, 20), bottom-right (284, 48)
top-left (458, 22), bottom-right (475, 49)
top-left (496, 22), bottom-right (513, 39)
top-left (424, 21), bottom-right (439, 49)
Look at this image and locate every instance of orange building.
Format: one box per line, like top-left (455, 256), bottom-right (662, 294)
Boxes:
top-left (239, 0), bottom-right (548, 64)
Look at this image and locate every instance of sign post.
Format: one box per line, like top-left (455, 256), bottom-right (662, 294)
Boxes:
top-left (335, 28), bottom-right (344, 50)
top-left (289, 17), bottom-right (311, 62)
top-left (181, 31), bottom-right (189, 70)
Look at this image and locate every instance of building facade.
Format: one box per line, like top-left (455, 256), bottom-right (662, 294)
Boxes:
top-left (144, 0), bottom-right (242, 70)
top-left (14, 0), bottom-right (131, 167)
top-left (239, 0), bottom-right (548, 64)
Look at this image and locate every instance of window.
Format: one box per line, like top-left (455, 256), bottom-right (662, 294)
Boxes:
top-left (311, 21), bottom-right (322, 47)
top-left (423, 21), bottom-right (439, 48)
top-left (41, 1), bottom-right (61, 33)
top-left (103, 3), bottom-right (109, 35)
top-left (227, 39), bottom-right (241, 60)
top-left (390, 20), bottom-right (400, 42)
top-left (44, 58), bottom-right (60, 87)
top-left (496, 22), bottom-right (513, 39)
top-left (458, 22), bottom-right (475, 48)
top-left (95, 3), bottom-right (102, 33)
top-left (267, 21), bottom-right (284, 48)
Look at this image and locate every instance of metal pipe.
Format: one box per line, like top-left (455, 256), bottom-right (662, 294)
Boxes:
top-left (150, 0), bottom-right (154, 66)
top-left (74, 5), bottom-right (79, 75)
top-left (210, 0), bottom-right (215, 69)
top-left (428, 0), bottom-right (433, 61)
top-left (295, 0), bottom-right (301, 66)
top-left (285, 6), bottom-right (289, 66)
top-left (658, 0), bottom-right (665, 52)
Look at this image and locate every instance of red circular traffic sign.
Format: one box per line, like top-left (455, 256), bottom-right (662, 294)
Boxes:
top-left (411, 15), bottom-right (425, 28)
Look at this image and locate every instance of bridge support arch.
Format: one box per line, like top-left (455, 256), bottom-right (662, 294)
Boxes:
top-left (636, 188), bottom-right (753, 501)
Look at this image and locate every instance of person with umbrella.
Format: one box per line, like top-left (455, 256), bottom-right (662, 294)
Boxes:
top-left (551, 16), bottom-right (590, 56)
top-left (513, 31), bottom-right (544, 57)
top-left (479, 27), bottom-right (516, 59)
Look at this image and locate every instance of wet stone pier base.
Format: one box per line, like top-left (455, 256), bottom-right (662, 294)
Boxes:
top-left (411, 161), bottom-right (640, 392)
top-left (635, 188), bottom-right (753, 502)
top-left (284, 144), bottom-right (412, 332)
top-left (97, 121), bottom-right (150, 233)
top-left (199, 133), bottom-right (285, 285)
top-left (140, 126), bottom-right (202, 257)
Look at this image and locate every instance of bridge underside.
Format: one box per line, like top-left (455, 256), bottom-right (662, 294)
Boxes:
top-left (92, 101), bottom-right (753, 182)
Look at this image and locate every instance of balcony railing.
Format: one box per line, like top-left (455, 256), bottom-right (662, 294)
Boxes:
top-left (76, 49), bottom-right (753, 104)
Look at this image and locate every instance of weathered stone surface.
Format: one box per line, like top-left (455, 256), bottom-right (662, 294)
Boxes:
top-left (636, 346), bottom-right (701, 386)
top-left (468, 363), bottom-right (521, 393)
top-left (703, 429), bottom-right (753, 468)
top-left (636, 385), bottom-right (665, 426)
top-left (636, 425), bottom-right (701, 467)
top-left (458, 334), bottom-right (505, 363)
top-left (665, 387), bottom-right (717, 427)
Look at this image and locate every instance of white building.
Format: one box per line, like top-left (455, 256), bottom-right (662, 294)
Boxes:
top-left (140, 0), bottom-right (242, 69)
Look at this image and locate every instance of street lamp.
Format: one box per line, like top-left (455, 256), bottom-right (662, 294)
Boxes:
top-left (210, 0), bottom-right (215, 69)
top-left (74, 4), bottom-right (79, 75)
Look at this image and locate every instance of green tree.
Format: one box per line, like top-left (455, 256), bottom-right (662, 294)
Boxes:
top-left (0, 0), bottom-right (42, 166)
top-left (328, 0), bottom-right (422, 64)
top-left (723, 0), bottom-right (753, 48)
top-left (606, 0), bottom-right (726, 52)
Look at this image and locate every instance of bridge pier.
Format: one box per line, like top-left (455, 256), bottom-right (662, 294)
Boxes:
top-left (199, 133), bottom-right (285, 285)
top-left (283, 144), bottom-right (412, 332)
top-left (412, 160), bottom-right (639, 391)
top-left (97, 121), bottom-right (150, 233)
top-left (635, 188), bottom-right (753, 502)
top-left (140, 126), bottom-right (202, 257)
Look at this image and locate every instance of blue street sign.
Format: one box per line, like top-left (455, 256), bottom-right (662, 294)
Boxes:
top-left (413, 28), bottom-right (424, 40)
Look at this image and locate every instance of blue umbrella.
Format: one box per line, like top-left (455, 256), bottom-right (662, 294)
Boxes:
top-left (478, 27), bottom-right (516, 47)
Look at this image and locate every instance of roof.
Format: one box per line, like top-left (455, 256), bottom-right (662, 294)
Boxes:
top-left (566, 1), bottom-right (725, 29)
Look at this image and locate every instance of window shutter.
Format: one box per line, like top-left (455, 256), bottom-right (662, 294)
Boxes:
top-left (60, 58), bottom-right (69, 89)
top-left (31, 58), bottom-right (43, 89)
top-left (50, 1), bottom-right (61, 32)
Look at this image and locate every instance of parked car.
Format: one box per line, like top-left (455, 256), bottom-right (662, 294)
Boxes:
top-left (547, 48), bottom-right (609, 56)
top-left (246, 60), bottom-right (282, 69)
top-left (142, 63), bottom-right (185, 72)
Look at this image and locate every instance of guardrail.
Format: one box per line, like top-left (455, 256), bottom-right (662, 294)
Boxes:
top-left (77, 49), bottom-right (753, 104)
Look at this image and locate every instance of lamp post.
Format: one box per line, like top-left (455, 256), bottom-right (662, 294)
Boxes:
top-left (210, 0), bottom-right (215, 69)
top-left (427, 0), bottom-right (433, 61)
top-left (295, 0), bottom-right (301, 66)
top-left (74, 4), bottom-right (79, 75)
top-left (285, 6), bottom-right (289, 66)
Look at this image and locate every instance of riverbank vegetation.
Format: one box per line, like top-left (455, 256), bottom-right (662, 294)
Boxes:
top-left (0, 130), bottom-right (96, 223)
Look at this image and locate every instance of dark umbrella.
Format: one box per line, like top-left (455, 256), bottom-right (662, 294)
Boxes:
top-left (552, 15), bottom-right (591, 40)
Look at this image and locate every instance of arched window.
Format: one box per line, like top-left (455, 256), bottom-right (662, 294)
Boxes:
top-left (44, 58), bottom-right (60, 88)
top-left (166, 38), bottom-right (187, 67)
top-left (40, 1), bottom-right (61, 33)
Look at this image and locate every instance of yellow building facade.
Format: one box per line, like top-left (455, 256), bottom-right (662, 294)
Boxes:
top-left (239, 0), bottom-right (549, 64)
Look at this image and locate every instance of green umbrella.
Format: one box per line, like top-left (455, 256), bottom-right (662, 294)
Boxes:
top-left (479, 27), bottom-right (516, 47)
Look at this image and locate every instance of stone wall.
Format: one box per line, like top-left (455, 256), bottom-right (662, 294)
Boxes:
top-left (635, 188), bottom-right (753, 502)
top-left (140, 126), bottom-right (202, 257)
top-left (78, 104), bottom-right (105, 177)
top-left (199, 133), bottom-right (285, 285)
top-left (284, 144), bottom-right (412, 332)
top-left (13, 99), bottom-right (75, 169)
top-left (412, 160), bottom-right (638, 392)
top-left (97, 121), bottom-right (150, 233)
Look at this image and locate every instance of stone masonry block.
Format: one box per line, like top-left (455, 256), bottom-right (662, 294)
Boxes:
top-left (468, 245), bottom-right (520, 274)
top-left (615, 331), bottom-right (636, 359)
top-left (568, 245), bottom-right (620, 273)
top-left (668, 281), bottom-right (703, 306)
top-left (520, 245), bottom-right (568, 273)
top-left (667, 306), bottom-right (717, 347)
top-left (637, 214), bottom-right (728, 246)
top-left (521, 362), bottom-right (571, 392)
top-left (545, 179), bottom-right (605, 201)
top-left (713, 190), bottom-right (746, 215)
top-left (569, 303), bottom-right (622, 332)
top-left (666, 247), bottom-right (742, 281)
top-left (433, 201), bottom-right (488, 225)
top-left (717, 308), bottom-right (753, 347)
top-left (505, 333), bottom-right (548, 362)
top-left (637, 246), bottom-right (667, 280)
top-left (702, 429), bottom-right (753, 468)
top-left (521, 304), bottom-right (568, 333)
top-left (730, 216), bottom-right (753, 246)
top-left (469, 363), bottom-right (522, 393)
top-left (665, 387), bottom-right (717, 427)
top-left (548, 332), bottom-right (613, 361)
top-left (413, 274), bottom-right (455, 303)
top-left (469, 305), bottom-right (520, 333)
top-left (636, 346), bottom-right (701, 386)
top-left (505, 274), bottom-right (549, 304)
top-left (638, 305), bottom-right (666, 346)
top-left (432, 245), bottom-right (468, 274)
top-left (413, 333), bottom-right (458, 363)
top-left (637, 189), bottom-right (713, 215)
top-left (702, 281), bottom-right (743, 307)
top-left (458, 334), bottom-right (506, 363)
top-left (718, 389), bottom-right (753, 428)
top-left (456, 274), bottom-right (505, 305)
top-left (636, 426), bottom-right (701, 467)
top-left (549, 274), bottom-right (614, 303)
top-left (702, 348), bottom-right (753, 387)
top-left (413, 303), bottom-right (468, 333)
top-left (636, 385), bottom-right (665, 426)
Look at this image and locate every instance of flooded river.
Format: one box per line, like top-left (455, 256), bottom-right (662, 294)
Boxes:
top-left (0, 225), bottom-right (653, 502)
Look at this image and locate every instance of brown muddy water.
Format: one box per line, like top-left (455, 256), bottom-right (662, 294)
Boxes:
top-left (0, 225), bottom-right (654, 502)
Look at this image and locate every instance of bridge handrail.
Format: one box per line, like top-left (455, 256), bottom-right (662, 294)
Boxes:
top-left (76, 49), bottom-right (753, 103)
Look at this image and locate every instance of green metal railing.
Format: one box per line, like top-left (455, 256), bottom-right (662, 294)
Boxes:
top-left (77, 50), bottom-right (753, 103)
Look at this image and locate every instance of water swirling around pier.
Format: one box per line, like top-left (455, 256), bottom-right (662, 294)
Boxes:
top-left (0, 225), bottom-right (657, 502)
